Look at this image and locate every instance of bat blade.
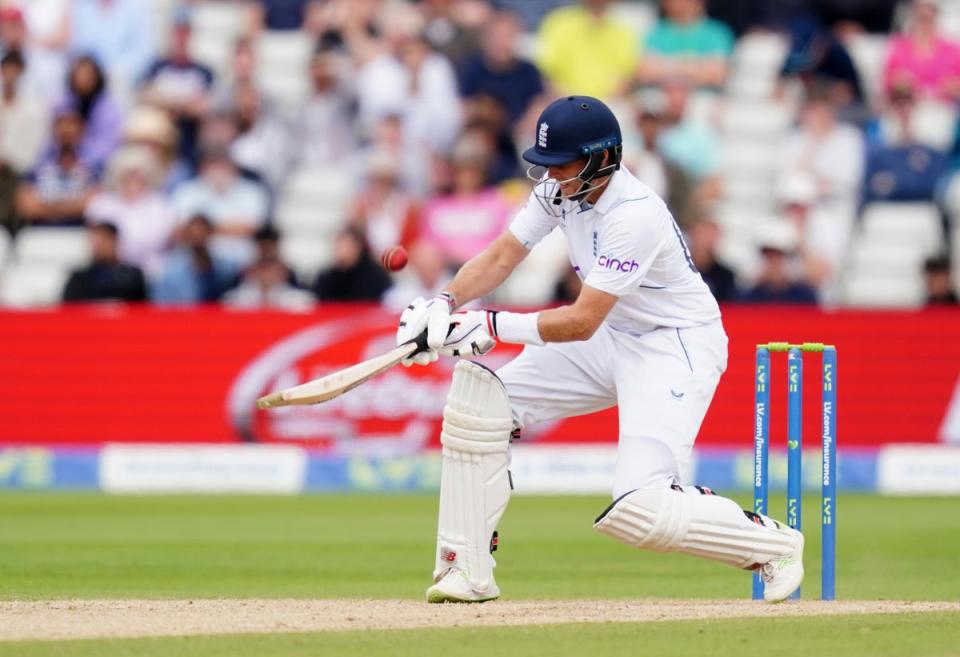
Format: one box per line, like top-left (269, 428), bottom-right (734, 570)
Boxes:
top-left (256, 340), bottom-right (419, 409)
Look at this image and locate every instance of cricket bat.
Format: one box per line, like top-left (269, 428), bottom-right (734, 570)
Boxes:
top-left (255, 332), bottom-right (428, 409)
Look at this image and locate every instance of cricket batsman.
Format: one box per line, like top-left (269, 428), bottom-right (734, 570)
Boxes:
top-left (395, 96), bottom-right (804, 603)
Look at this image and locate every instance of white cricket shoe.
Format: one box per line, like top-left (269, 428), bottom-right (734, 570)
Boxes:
top-left (760, 527), bottom-right (805, 602)
top-left (426, 568), bottom-right (500, 603)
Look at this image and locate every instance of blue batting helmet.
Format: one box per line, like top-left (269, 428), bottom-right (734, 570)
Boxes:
top-left (522, 95), bottom-right (622, 167)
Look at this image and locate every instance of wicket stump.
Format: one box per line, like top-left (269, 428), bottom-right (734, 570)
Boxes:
top-left (752, 342), bottom-right (837, 601)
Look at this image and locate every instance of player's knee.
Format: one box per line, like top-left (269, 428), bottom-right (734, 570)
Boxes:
top-left (611, 435), bottom-right (680, 499)
top-left (441, 360), bottom-right (514, 453)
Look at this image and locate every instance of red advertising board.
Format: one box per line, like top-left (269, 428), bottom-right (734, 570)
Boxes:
top-left (2, 305), bottom-right (958, 450)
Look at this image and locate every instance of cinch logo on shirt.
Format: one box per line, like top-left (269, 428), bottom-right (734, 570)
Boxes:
top-left (538, 122), bottom-right (549, 148)
top-left (598, 255), bottom-right (639, 272)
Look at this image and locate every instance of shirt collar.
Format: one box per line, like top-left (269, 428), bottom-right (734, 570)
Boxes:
top-left (591, 165), bottom-right (628, 215)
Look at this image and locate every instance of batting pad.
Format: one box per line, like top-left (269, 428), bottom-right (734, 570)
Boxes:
top-left (434, 360), bottom-right (513, 593)
top-left (594, 487), bottom-right (798, 569)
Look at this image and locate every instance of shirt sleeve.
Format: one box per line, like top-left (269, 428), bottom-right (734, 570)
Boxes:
top-left (508, 193), bottom-right (558, 249)
top-left (584, 207), bottom-right (667, 297)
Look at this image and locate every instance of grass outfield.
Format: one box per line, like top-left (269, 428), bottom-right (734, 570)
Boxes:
top-left (0, 493), bottom-right (958, 656)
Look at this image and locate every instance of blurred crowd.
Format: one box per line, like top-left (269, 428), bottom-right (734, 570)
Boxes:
top-left (0, 0), bottom-right (957, 309)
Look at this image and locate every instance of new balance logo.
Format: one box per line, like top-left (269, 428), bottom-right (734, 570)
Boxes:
top-left (538, 122), bottom-right (549, 148)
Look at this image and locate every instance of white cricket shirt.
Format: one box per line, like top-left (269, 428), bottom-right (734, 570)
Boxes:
top-left (509, 166), bottom-right (721, 334)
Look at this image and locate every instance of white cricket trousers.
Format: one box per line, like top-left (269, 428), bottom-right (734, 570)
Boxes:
top-left (496, 320), bottom-right (728, 498)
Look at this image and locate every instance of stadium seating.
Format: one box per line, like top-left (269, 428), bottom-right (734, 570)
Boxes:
top-left (0, 263), bottom-right (69, 307)
top-left (910, 100), bottom-right (958, 151)
top-left (841, 203), bottom-right (943, 307)
top-left (1, 228), bottom-right (90, 306)
top-left (726, 33), bottom-right (788, 99)
top-left (15, 228), bottom-right (91, 270)
top-left (279, 236), bottom-right (334, 286)
top-left (255, 31), bottom-right (313, 115)
top-left (188, 1), bottom-right (247, 75)
top-left (846, 34), bottom-right (889, 105)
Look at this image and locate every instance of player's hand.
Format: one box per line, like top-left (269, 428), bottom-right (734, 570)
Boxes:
top-left (396, 294), bottom-right (455, 366)
top-left (439, 310), bottom-right (497, 357)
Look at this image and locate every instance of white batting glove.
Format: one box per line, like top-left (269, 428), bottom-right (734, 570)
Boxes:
top-left (396, 293), bottom-right (455, 367)
top-left (439, 310), bottom-right (497, 357)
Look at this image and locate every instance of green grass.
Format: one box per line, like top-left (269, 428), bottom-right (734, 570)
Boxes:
top-left (1, 493), bottom-right (958, 600)
top-left (4, 614), bottom-right (960, 657)
top-left (1, 494), bottom-right (958, 656)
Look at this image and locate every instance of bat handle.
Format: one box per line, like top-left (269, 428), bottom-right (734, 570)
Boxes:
top-left (408, 329), bottom-right (430, 355)
top-left (405, 323), bottom-right (456, 356)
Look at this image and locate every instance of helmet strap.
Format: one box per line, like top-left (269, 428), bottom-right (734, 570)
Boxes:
top-left (571, 146), bottom-right (623, 202)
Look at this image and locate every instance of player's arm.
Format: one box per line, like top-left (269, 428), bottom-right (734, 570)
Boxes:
top-left (535, 284), bottom-right (617, 342)
top-left (443, 230), bottom-right (529, 309)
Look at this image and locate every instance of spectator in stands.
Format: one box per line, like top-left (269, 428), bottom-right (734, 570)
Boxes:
top-left (18, 0), bottom-right (71, 100)
top-left (212, 37), bottom-right (266, 113)
top-left (866, 84), bottom-right (921, 147)
top-left (294, 48), bottom-right (356, 167)
top-left (229, 81), bottom-right (293, 189)
top-left (461, 95), bottom-right (523, 184)
top-left (70, 0), bottom-right (154, 100)
top-left (884, 0), bottom-right (960, 103)
top-left (704, 0), bottom-right (809, 37)
top-left (816, 0), bottom-right (899, 36)
top-left (313, 225), bottom-right (392, 301)
top-left (170, 145), bottom-right (269, 265)
top-left (536, 0), bottom-right (635, 99)
top-left (628, 90), bottom-right (696, 227)
top-left (59, 56), bottom-right (124, 169)
top-left (494, 0), bottom-right (570, 31)
top-left (739, 220), bottom-right (818, 304)
top-left (779, 20), bottom-right (865, 121)
top-left (358, 113), bottom-right (432, 197)
top-left (459, 10), bottom-right (545, 129)
top-left (84, 145), bottom-right (175, 276)
top-left (777, 89), bottom-right (863, 294)
top-left (656, 77), bottom-right (721, 184)
top-left (687, 215), bottom-right (737, 302)
top-left (353, 4), bottom-right (462, 156)
top-left (122, 105), bottom-right (191, 193)
top-left (311, 0), bottom-right (381, 55)
top-left (247, 0), bottom-right (325, 33)
top-left (349, 149), bottom-right (420, 256)
top-left (151, 214), bottom-right (242, 304)
top-left (15, 108), bottom-right (100, 227)
top-left (419, 0), bottom-right (488, 69)
top-left (419, 131), bottom-right (514, 268)
top-left (0, 50), bottom-right (48, 235)
top-left (139, 9), bottom-right (214, 163)
top-left (777, 89), bottom-right (863, 217)
top-left (223, 255), bottom-right (315, 310)
top-left (0, 6), bottom-right (27, 57)
top-left (638, 0), bottom-right (735, 90)
top-left (923, 253), bottom-right (958, 305)
top-left (249, 225), bottom-right (297, 285)
top-left (62, 222), bottom-right (147, 302)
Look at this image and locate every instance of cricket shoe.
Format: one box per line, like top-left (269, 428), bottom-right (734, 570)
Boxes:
top-left (760, 527), bottom-right (805, 602)
top-left (426, 568), bottom-right (500, 603)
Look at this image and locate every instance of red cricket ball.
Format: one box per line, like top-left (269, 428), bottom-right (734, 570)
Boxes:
top-left (381, 245), bottom-right (408, 272)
